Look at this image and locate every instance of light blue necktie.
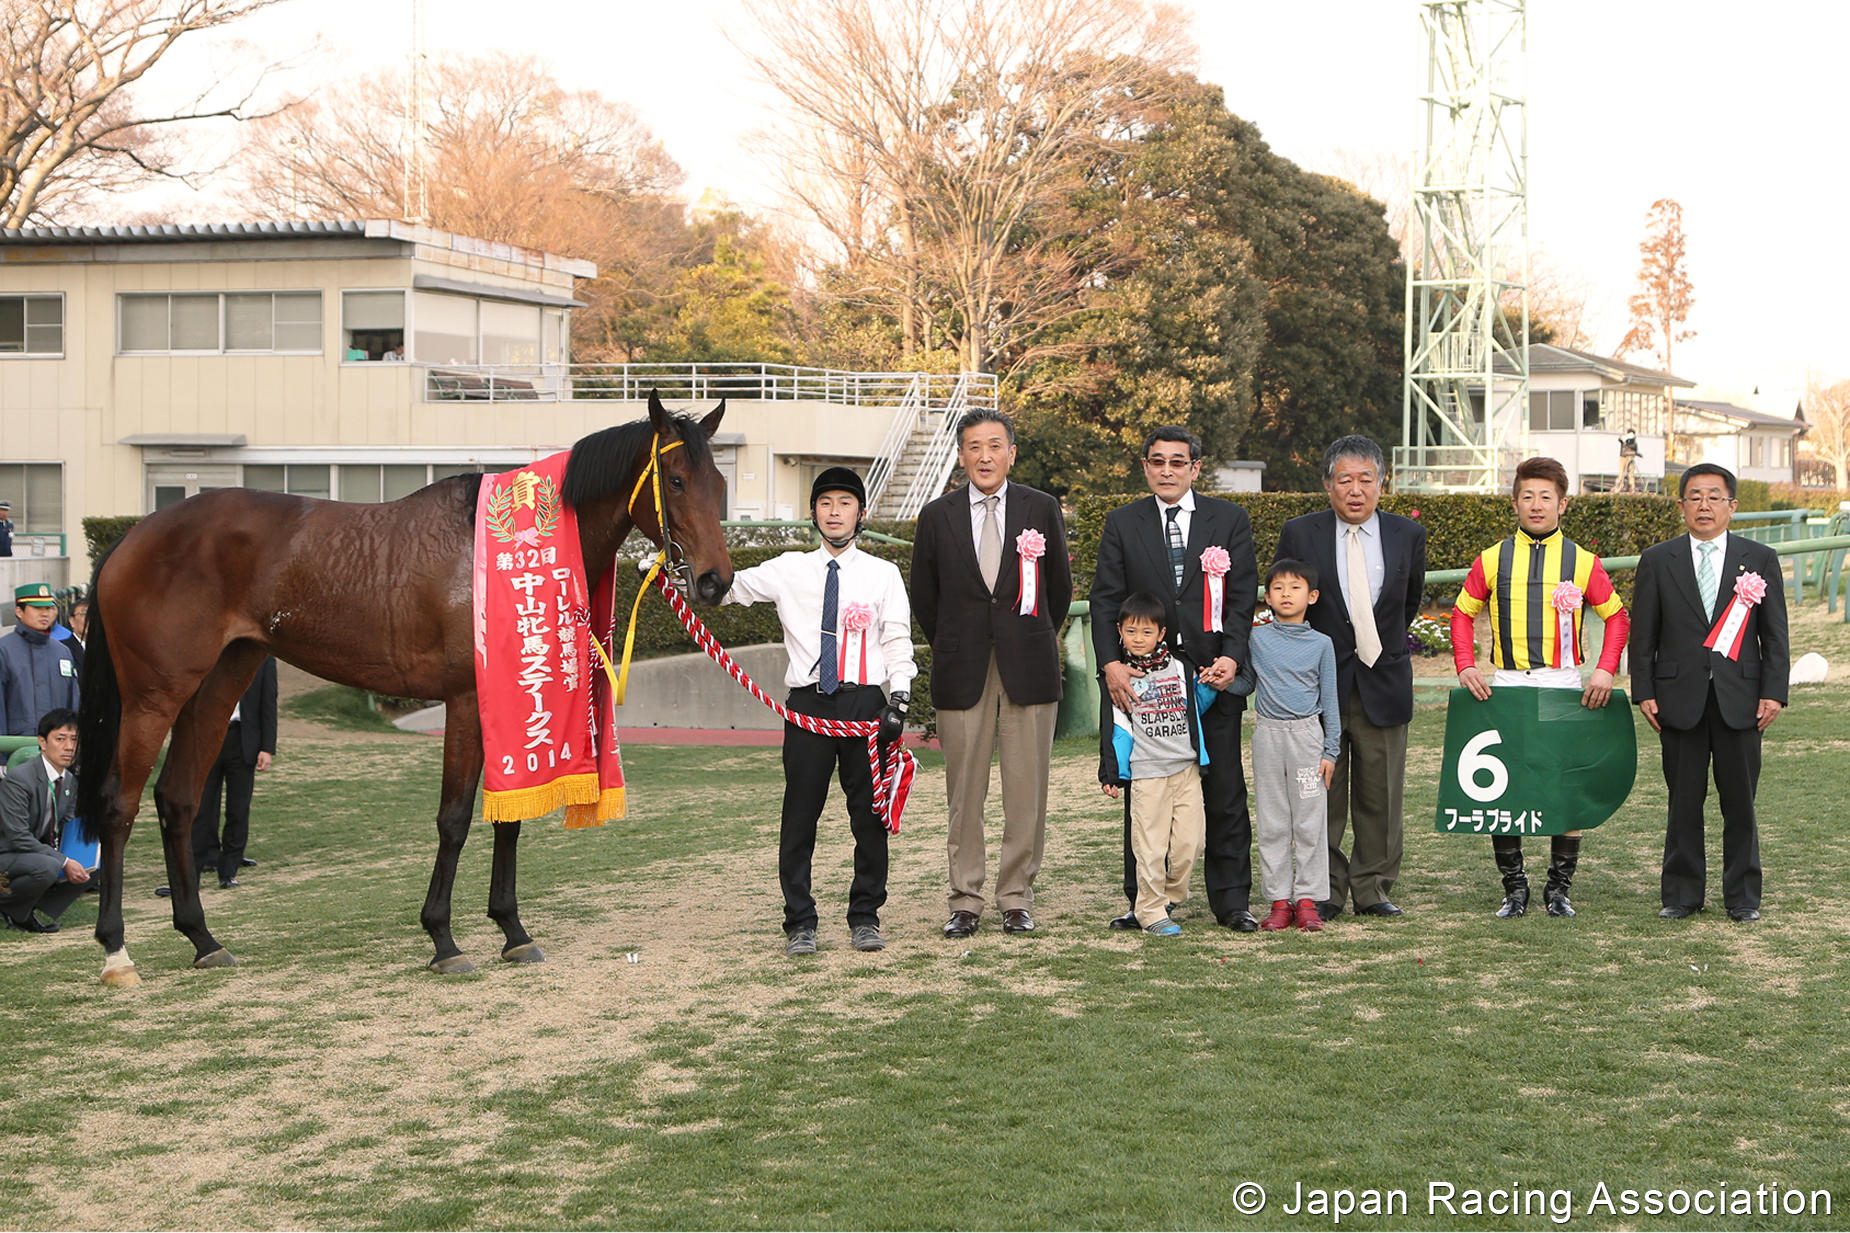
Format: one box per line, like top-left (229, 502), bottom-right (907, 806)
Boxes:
top-left (1696, 540), bottom-right (1719, 619)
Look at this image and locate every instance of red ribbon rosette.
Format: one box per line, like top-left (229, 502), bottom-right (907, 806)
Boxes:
top-left (1703, 570), bottom-right (1766, 661)
top-left (1550, 580), bottom-right (1583, 667)
top-left (1014, 527), bottom-right (1046, 616)
top-left (839, 601), bottom-right (874, 684)
top-left (1200, 545), bottom-right (1231, 633)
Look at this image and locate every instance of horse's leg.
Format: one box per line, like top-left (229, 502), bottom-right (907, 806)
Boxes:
top-left (422, 692), bottom-right (484, 974)
top-left (94, 710), bottom-right (176, 988)
top-left (153, 651), bottom-right (264, 969)
top-left (490, 819), bottom-right (544, 963)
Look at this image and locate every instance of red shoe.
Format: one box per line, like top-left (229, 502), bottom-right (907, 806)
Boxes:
top-left (1261, 900), bottom-right (1293, 931)
top-left (1295, 899), bottom-right (1324, 932)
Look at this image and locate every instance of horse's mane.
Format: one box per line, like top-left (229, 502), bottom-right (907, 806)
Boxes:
top-left (561, 412), bottom-right (712, 509)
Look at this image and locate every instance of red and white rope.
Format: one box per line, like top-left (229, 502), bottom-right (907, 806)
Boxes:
top-left (650, 572), bottom-right (917, 834)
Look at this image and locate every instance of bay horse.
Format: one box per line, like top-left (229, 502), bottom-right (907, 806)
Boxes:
top-left (75, 393), bottom-right (732, 988)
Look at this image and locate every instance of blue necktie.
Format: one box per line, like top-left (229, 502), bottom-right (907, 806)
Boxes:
top-left (1696, 541), bottom-right (1718, 620)
top-left (819, 559), bottom-right (840, 694)
top-left (1166, 506), bottom-right (1185, 592)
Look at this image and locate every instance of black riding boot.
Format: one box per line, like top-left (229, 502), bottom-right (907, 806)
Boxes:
top-left (1493, 836), bottom-right (1528, 918)
top-left (1544, 835), bottom-right (1581, 917)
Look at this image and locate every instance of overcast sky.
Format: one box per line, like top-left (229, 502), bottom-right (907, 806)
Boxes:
top-left (165, 0), bottom-right (1846, 409)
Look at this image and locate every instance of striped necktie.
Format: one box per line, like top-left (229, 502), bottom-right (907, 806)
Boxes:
top-left (1696, 540), bottom-right (1718, 619)
top-left (1165, 506), bottom-right (1185, 591)
top-left (819, 559), bottom-right (840, 694)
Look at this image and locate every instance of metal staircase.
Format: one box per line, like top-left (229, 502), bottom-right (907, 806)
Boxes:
top-left (866, 373), bottom-right (988, 520)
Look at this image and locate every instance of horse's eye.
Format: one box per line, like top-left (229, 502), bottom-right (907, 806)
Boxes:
top-left (669, 475), bottom-right (685, 492)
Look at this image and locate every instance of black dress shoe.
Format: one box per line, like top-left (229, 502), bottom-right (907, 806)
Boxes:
top-left (1001, 908), bottom-right (1036, 934)
top-left (942, 910), bottom-right (979, 938)
top-left (239, 857), bottom-right (258, 868)
top-left (1220, 910), bottom-right (1259, 932)
top-left (155, 886), bottom-right (172, 898)
top-left (1728, 907), bottom-right (1761, 922)
top-left (1107, 909), bottom-right (1140, 931)
top-left (200, 863), bottom-right (217, 875)
top-left (218, 877), bottom-right (242, 889)
top-left (1658, 904), bottom-right (1699, 919)
top-left (1357, 901), bottom-right (1404, 917)
top-left (1316, 899), bottom-right (1342, 921)
top-left (7, 913), bottom-right (60, 933)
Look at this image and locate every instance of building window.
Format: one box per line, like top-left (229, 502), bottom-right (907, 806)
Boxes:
top-left (1527, 390), bottom-right (1576, 432)
top-left (1748, 436), bottom-right (1766, 468)
top-left (413, 292), bottom-right (478, 364)
top-left (119, 292), bottom-right (323, 355)
top-left (0, 294), bottom-right (64, 355)
top-left (333, 463), bottom-right (443, 502)
top-left (0, 463), bottom-right (63, 533)
top-left (342, 291), bottom-right (406, 361)
top-left (243, 464), bottom-right (331, 499)
top-left (481, 300), bottom-right (541, 366)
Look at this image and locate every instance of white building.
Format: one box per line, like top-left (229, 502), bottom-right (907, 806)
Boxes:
top-left (1673, 399), bottom-right (1803, 486)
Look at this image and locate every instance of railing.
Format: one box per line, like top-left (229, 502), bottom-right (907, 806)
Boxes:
top-left (863, 375), bottom-right (929, 515)
top-left (419, 361), bottom-right (997, 410)
top-left (889, 373), bottom-right (977, 519)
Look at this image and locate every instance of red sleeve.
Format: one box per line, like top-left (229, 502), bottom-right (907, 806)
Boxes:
top-left (1595, 606), bottom-right (1630, 675)
top-left (1450, 605), bottom-right (1479, 675)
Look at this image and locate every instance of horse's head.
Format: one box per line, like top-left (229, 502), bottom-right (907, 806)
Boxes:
top-left (644, 391), bottom-right (734, 605)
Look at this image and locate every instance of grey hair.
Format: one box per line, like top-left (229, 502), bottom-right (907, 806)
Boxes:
top-left (955, 408), bottom-right (1014, 446)
top-left (1321, 435), bottom-right (1387, 483)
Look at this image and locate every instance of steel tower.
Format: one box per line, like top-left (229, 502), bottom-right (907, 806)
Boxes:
top-left (1397, 0), bottom-right (1529, 492)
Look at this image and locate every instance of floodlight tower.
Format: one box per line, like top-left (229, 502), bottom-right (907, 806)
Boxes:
top-left (402, 0), bottom-right (430, 225)
top-left (1397, 0), bottom-right (1529, 492)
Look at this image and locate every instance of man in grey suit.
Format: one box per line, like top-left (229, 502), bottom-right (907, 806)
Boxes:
top-left (0, 707), bottom-right (86, 932)
top-left (1631, 463), bottom-right (1789, 921)
top-left (1273, 436), bottom-right (1427, 918)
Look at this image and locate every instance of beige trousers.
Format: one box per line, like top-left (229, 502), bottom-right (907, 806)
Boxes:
top-left (939, 654), bottom-right (1060, 913)
top-left (1130, 766), bottom-right (1206, 927)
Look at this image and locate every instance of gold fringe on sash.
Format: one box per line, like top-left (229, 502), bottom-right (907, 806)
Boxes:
top-left (564, 786), bottom-right (626, 829)
top-left (482, 772), bottom-right (602, 824)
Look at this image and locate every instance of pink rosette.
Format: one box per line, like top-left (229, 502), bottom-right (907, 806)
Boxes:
top-left (1012, 529), bottom-right (1046, 616)
top-left (839, 602), bottom-right (875, 683)
top-left (1704, 571), bottom-right (1768, 661)
top-left (841, 602), bottom-right (874, 632)
top-left (1199, 545), bottom-right (1231, 577)
top-left (1733, 571), bottom-right (1767, 606)
top-left (1199, 546), bottom-right (1232, 632)
top-left (1014, 527), bottom-right (1046, 560)
top-left (1551, 580), bottom-right (1583, 612)
top-left (1549, 580), bottom-right (1583, 667)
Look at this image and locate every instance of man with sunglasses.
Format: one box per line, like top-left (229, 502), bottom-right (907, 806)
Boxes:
top-left (1091, 426), bottom-right (1260, 931)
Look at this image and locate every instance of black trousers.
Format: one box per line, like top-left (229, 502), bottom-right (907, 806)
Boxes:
top-left (780, 685), bottom-right (888, 933)
top-left (0, 852), bottom-right (84, 924)
top-left (192, 723), bottom-right (256, 878)
top-left (1121, 691), bottom-right (1253, 919)
top-left (1660, 688), bottom-right (1762, 911)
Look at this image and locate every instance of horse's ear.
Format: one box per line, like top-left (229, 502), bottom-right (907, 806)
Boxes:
top-left (647, 389), bottom-right (669, 433)
top-left (700, 400), bottom-right (726, 437)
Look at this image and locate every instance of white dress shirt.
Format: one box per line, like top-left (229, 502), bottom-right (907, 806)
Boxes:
top-left (1156, 489), bottom-right (1196, 550)
top-left (1333, 512), bottom-right (1386, 610)
top-left (968, 480), bottom-right (1010, 557)
top-left (726, 544), bottom-right (918, 693)
top-left (1688, 529), bottom-right (1729, 576)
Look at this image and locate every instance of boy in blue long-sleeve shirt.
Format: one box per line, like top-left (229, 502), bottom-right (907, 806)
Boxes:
top-left (1231, 561), bottom-right (1341, 932)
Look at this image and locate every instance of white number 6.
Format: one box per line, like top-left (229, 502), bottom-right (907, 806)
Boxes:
top-left (1458, 729), bottom-right (1509, 803)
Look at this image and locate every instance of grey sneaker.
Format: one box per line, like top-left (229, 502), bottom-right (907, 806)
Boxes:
top-left (785, 928), bottom-right (818, 956)
top-left (850, 924), bottom-right (886, 952)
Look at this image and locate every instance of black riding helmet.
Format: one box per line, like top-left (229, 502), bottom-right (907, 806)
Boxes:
top-left (810, 466), bottom-right (867, 548)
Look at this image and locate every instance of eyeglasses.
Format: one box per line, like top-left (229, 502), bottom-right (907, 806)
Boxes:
top-left (1143, 456), bottom-right (1195, 469)
top-left (1679, 494), bottom-right (1735, 507)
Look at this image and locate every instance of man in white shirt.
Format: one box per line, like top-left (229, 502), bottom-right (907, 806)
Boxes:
top-left (0, 708), bottom-right (87, 932)
top-left (726, 468), bottom-right (916, 957)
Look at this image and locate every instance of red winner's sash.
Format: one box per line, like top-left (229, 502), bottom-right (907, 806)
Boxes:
top-left (472, 451), bottom-right (625, 827)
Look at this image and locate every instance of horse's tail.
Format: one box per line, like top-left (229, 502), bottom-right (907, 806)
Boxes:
top-left (77, 542), bottom-right (123, 844)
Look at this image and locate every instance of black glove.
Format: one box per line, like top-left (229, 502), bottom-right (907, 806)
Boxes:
top-left (879, 692), bottom-right (909, 744)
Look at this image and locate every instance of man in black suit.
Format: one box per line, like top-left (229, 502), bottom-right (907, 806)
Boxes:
top-left (912, 409), bottom-right (1073, 937)
top-left (192, 656), bottom-right (279, 889)
top-left (1090, 425), bottom-right (1259, 930)
top-left (1274, 436), bottom-right (1427, 918)
top-left (1631, 463), bottom-right (1789, 922)
top-left (0, 707), bottom-right (86, 932)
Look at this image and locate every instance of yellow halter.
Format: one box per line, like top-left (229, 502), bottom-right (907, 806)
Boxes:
top-left (586, 433), bottom-right (684, 706)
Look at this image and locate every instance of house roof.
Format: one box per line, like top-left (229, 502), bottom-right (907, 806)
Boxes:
top-left (1676, 399), bottom-right (1807, 432)
top-left (0, 219), bottom-right (597, 279)
top-left (1493, 344), bottom-right (1696, 388)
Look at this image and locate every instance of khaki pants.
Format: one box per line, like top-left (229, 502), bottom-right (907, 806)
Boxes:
top-left (1326, 684), bottom-right (1408, 910)
top-left (1129, 766), bottom-right (1206, 927)
top-left (939, 654), bottom-right (1060, 913)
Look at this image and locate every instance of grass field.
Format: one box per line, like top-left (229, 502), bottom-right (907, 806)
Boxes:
top-left (4, 608), bottom-right (1850, 1230)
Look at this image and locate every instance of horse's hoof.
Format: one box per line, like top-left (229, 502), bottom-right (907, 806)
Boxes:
top-left (501, 941), bottom-right (547, 964)
top-left (428, 955), bottom-right (477, 975)
top-left (101, 963), bottom-right (142, 989)
top-left (193, 948), bottom-right (238, 969)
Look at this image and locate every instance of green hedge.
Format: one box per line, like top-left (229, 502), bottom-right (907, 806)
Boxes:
top-left (1734, 479), bottom-right (1772, 513)
top-left (1069, 492), bottom-right (1685, 606)
top-left (81, 515), bottom-right (143, 563)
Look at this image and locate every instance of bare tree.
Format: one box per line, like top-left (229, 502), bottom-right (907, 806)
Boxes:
top-left (1803, 378), bottom-right (1850, 490)
top-left (1617, 197), bottom-right (1696, 375)
top-left (1, 0), bottom-right (293, 226)
top-left (741, 0), bottom-right (1192, 373)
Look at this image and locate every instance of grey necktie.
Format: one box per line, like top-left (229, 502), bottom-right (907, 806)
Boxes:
top-left (978, 495), bottom-right (1002, 591)
top-left (1166, 506), bottom-right (1185, 591)
top-left (1697, 540), bottom-right (1719, 619)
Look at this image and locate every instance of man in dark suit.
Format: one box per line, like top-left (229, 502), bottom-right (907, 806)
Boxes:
top-left (1091, 425), bottom-right (1259, 930)
top-left (912, 409), bottom-right (1073, 937)
top-left (192, 656), bottom-right (279, 889)
top-left (1274, 436), bottom-right (1427, 918)
top-left (0, 707), bottom-right (86, 932)
top-left (1631, 463), bottom-right (1789, 922)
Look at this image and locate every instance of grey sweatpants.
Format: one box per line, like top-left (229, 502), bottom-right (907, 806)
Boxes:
top-left (1252, 714), bottom-right (1331, 903)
